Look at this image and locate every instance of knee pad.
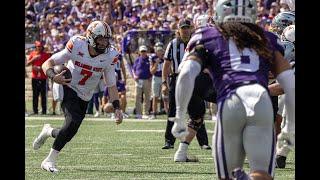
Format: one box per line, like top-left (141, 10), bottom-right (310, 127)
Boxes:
top-left (187, 117), bottom-right (204, 131)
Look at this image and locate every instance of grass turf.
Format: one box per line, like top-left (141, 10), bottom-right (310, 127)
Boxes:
top-left (25, 117), bottom-right (294, 179)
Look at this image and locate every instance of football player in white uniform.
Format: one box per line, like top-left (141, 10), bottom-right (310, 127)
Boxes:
top-left (269, 11), bottom-right (295, 37)
top-left (32, 21), bottom-right (123, 173)
top-left (269, 25), bottom-right (295, 169)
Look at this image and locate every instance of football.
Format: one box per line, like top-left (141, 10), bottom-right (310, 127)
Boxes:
top-left (53, 65), bottom-right (72, 80)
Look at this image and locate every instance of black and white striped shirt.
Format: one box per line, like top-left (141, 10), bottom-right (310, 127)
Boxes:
top-left (164, 38), bottom-right (188, 74)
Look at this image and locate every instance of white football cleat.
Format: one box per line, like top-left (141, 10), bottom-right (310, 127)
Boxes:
top-left (111, 113), bottom-right (115, 119)
top-left (277, 132), bottom-right (295, 150)
top-left (41, 159), bottom-right (58, 173)
top-left (174, 150), bottom-right (198, 162)
top-left (33, 124), bottom-right (51, 150)
top-left (122, 112), bottom-right (129, 118)
top-left (174, 149), bottom-right (187, 162)
top-left (94, 112), bottom-right (100, 117)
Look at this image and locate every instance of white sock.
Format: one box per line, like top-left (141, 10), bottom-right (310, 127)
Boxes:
top-left (47, 127), bottom-right (54, 137)
top-left (177, 142), bottom-right (189, 152)
top-left (282, 117), bottom-right (294, 134)
top-left (46, 148), bottom-right (60, 162)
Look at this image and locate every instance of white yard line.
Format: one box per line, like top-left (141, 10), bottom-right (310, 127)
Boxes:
top-left (25, 125), bottom-right (43, 128)
top-left (25, 116), bottom-right (216, 123)
top-left (117, 130), bottom-right (165, 132)
top-left (117, 129), bottom-right (214, 133)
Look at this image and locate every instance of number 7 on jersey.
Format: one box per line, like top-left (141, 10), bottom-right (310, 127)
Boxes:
top-left (78, 68), bottom-right (93, 85)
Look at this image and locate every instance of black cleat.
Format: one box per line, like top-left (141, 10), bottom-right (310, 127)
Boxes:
top-left (275, 155), bottom-right (287, 168)
top-left (162, 142), bottom-right (174, 149)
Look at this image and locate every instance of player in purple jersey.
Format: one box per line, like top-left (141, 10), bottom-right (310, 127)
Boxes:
top-left (172, 0), bottom-right (295, 179)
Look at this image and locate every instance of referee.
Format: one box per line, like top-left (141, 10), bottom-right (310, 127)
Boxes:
top-left (161, 19), bottom-right (211, 150)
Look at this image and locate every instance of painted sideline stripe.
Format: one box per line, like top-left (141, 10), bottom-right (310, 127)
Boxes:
top-left (117, 130), bottom-right (165, 132)
top-left (25, 125), bottom-right (43, 128)
top-left (25, 116), bottom-right (216, 123)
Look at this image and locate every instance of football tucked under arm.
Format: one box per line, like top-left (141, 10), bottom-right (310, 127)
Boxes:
top-left (53, 65), bottom-right (72, 80)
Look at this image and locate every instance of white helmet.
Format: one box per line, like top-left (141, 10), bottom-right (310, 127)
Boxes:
top-left (214, 0), bottom-right (257, 23)
top-left (281, 25), bottom-right (295, 43)
top-left (270, 11), bottom-right (295, 35)
top-left (282, 40), bottom-right (295, 63)
top-left (86, 21), bottom-right (112, 52)
top-left (195, 14), bottom-right (214, 28)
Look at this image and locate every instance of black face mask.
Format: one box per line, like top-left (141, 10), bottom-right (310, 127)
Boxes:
top-left (94, 36), bottom-right (109, 54)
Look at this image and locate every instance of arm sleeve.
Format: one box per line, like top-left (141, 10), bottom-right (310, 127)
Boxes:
top-left (103, 65), bottom-right (117, 87)
top-left (50, 48), bottom-right (72, 65)
top-left (175, 59), bottom-right (201, 122)
top-left (276, 69), bottom-right (295, 133)
top-left (50, 38), bottom-right (74, 65)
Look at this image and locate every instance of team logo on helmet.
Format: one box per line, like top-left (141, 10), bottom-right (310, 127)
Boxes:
top-left (86, 21), bottom-right (112, 53)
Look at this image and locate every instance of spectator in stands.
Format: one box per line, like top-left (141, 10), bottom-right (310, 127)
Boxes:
top-left (68, 21), bottom-right (81, 38)
top-left (25, 0), bottom-right (288, 121)
top-left (25, 56), bottom-right (29, 117)
top-left (268, 2), bottom-right (280, 19)
top-left (149, 42), bottom-right (165, 119)
top-left (26, 41), bottom-right (51, 115)
top-left (33, 0), bottom-right (47, 16)
top-left (280, 0), bottom-right (295, 11)
top-left (93, 77), bottom-right (106, 117)
top-left (133, 45), bottom-right (152, 119)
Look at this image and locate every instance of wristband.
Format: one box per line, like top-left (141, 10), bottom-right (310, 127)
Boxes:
top-left (112, 100), bottom-right (120, 110)
top-left (46, 68), bottom-right (57, 80)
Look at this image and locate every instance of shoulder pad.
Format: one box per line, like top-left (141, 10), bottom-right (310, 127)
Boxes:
top-left (66, 35), bottom-right (87, 53)
top-left (187, 26), bottom-right (220, 53)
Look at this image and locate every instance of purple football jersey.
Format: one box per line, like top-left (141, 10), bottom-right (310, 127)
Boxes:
top-left (149, 54), bottom-right (164, 77)
top-left (186, 26), bottom-right (284, 102)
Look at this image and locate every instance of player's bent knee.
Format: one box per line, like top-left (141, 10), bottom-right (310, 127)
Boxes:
top-left (64, 121), bottom-right (81, 142)
top-left (187, 117), bottom-right (204, 131)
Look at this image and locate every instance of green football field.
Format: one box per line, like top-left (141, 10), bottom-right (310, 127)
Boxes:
top-left (25, 116), bottom-right (295, 179)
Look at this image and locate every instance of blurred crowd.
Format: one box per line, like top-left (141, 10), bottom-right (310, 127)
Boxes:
top-left (25, 0), bottom-right (295, 116)
top-left (25, 0), bottom-right (294, 54)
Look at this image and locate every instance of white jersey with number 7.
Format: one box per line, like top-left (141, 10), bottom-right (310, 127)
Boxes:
top-left (50, 35), bottom-right (119, 101)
